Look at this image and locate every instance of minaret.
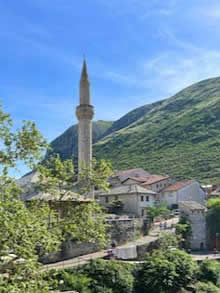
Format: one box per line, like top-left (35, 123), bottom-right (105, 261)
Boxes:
top-left (76, 60), bottom-right (94, 173)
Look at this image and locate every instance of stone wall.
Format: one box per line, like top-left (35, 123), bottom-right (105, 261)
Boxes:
top-left (41, 215), bottom-right (149, 264)
top-left (107, 215), bottom-right (148, 246)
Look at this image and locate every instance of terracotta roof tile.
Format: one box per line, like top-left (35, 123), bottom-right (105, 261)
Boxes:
top-left (122, 176), bottom-right (150, 183)
top-left (163, 180), bottom-right (193, 192)
top-left (141, 175), bottom-right (170, 185)
top-left (115, 168), bottom-right (151, 182)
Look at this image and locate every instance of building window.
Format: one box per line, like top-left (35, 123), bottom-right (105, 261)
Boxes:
top-left (146, 196), bottom-right (149, 202)
top-left (114, 195), bottom-right (118, 200)
top-left (141, 209), bottom-right (145, 216)
top-left (105, 197), bottom-right (109, 203)
top-left (156, 184), bottom-right (159, 188)
top-left (141, 195), bottom-right (144, 201)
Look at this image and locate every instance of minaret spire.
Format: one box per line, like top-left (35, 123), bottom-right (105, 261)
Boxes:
top-left (76, 60), bottom-right (94, 195)
top-left (81, 59), bottom-right (88, 81)
top-left (79, 59), bottom-right (90, 105)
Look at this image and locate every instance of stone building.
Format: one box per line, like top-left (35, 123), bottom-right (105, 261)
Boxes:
top-left (123, 174), bottom-right (173, 193)
top-left (179, 201), bottom-right (207, 250)
top-left (160, 180), bottom-right (206, 208)
top-left (96, 184), bottom-right (157, 217)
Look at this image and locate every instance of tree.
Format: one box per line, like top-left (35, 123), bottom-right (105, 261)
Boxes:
top-left (146, 202), bottom-right (169, 224)
top-left (198, 260), bottom-right (220, 286)
top-left (78, 259), bottom-right (134, 293)
top-left (0, 104), bottom-right (59, 292)
top-left (194, 281), bottom-right (220, 293)
top-left (175, 216), bottom-right (192, 249)
top-left (159, 232), bottom-right (181, 251)
top-left (34, 154), bottom-right (112, 247)
top-left (78, 158), bottom-right (113, 196)
top-left (0, 104), bottom-right (111, 292)
top-left (108, 199), bottom-right (124, 214)
top-left (135, 249), bottom-right (198, 293)
top-left (206, 198), bottom-right (220, 241)
top-left (47, 259), bottom-right (134, 293)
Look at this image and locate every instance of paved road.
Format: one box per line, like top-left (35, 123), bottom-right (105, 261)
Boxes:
top-left (191, 252), bottom-right (220, 261)
top-left (42, 217), bottom-right (178, 271)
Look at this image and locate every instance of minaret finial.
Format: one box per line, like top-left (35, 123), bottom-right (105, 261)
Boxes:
top-left (81, 58), bottom-right (88, 81)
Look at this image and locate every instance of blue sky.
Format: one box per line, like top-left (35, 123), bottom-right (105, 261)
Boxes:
top-left (1, 0), bottom-right (220, 146)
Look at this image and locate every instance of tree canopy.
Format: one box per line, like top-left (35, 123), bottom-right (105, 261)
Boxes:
top-left (135, 249), bottom-right (198, 293)
top-left (206, 198), bottom-right (220, 240)
top-left (0, 104), bottom-right (111, 292)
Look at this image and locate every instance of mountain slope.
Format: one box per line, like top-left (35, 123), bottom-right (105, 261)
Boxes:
top-left (48, 77), bottom-right (220, 183)
top-left (47, 120), bottom-right (113, 160)
top-left (94, 77), bottom-right (220, 183)
top-left (102, 101), bottom-right (163, 137)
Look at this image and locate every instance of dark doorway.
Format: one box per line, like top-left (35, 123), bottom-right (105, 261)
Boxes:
top-left (200, 242), bottom-right (204, 250)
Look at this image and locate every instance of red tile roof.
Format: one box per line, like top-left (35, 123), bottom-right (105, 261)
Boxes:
top-left (115, 168), bottom-right (151, 181)
top-left (122, 176), bottom-right (150, 183)
top-left (163, 180), bottom-right (193, 192)
top-left (141, 175), bottom-right (170, 185)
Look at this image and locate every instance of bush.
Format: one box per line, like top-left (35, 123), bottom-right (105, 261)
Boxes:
top-left (195, 281), bottom-right (220, 293)
top-left (78, 259), bottom-right (135, 293)
top-left (198, 260), bottom-right (220, 286)
top-left (135, 249), bottom-right (198, 293)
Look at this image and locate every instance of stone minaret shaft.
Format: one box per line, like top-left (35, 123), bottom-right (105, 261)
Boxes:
top-left (76, 60), bottom-right (94, 173)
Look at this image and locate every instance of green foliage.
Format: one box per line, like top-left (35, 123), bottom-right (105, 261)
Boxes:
top-left (58, 271), bottom-right (91, 293)
top-left (195, 281), bottom-right (220, 293)
top-left (47, 77), bottom-right (220, 182)
top-left (108, 199), bottom-right (124, 213)
top-left (159, 232), bottom-right (181, 251)
top-left (0, 105), bottom-right (110, 292)
top-left (0, 105), bottom-right (59, 292)
top-left (79, 259), bottom-right (135, 293)
top-left (0, 104), bottom-right (47, 169)
top-left (93, 77), bottom-right (220, 183)
top-left (135, 249), bottom-right (198, 293)
top-left (78, 158), bottom-right (113, 196)
top-left (36, 154), bottom-right (76, 200)
top-left (206, 198), bottom-right (220, 239)
top-left (35, 154), bottom-right (111, 247)
top-left (146, 202), bottom-right (169, 223)
top-left (198, 260), bottom-right (220, 286)
top-left (175, 216), bottom-right (192, 248)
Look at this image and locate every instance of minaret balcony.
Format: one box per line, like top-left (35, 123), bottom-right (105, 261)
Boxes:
top-left (76, 104), bottom-right (94, 120)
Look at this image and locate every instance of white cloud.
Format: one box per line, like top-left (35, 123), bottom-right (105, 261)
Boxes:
top-left (142, 49), bottom-right (220, 97)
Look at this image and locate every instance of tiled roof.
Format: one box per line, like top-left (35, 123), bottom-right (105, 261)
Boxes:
top-left (122, 176), bottom-right (150, 183)
top-left (21, 190), bottom-right (92, 202)
top-left (163, 180), bottom-right (193, 192)
top-left (96, 184), bottom-right (156, 196)
top-left (115, 168), bottom-right (151, 182)
top-left (141, 175), bottom-right (170, 185)
top-left (179, 201), bottom-right (206, 211)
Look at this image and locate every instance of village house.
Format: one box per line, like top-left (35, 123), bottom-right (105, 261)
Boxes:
top-left (160, 180), bottom-right (206, 208)
top-left (96, 184), bottom-right (157, 217)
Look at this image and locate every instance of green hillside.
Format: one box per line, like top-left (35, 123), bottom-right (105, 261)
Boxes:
top-left (94, 77), bottom-right (220, 183)
top-left (47, 120), bottom-right (113, 160)
top-left (48, 77), bottom-right (220, 183)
